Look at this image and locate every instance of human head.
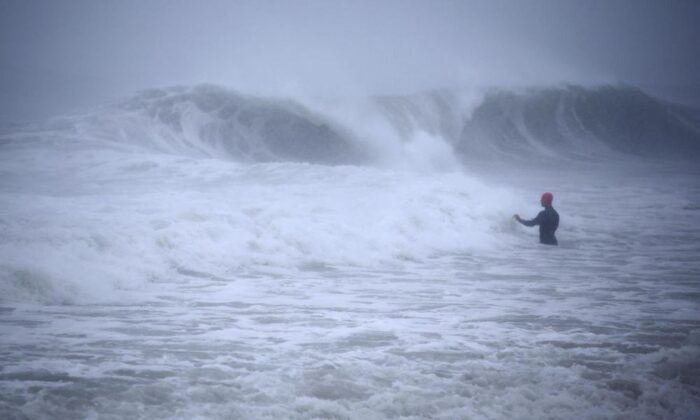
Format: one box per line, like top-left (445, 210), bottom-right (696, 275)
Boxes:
top-left (541, 192), bottom-right (554, 207)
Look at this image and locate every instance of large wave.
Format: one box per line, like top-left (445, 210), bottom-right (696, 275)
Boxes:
top-left (457, 85), bottom-right (700, 162)
top-left (67, 85), bottom-right (366, 164)
top-left (21, 84), bottom-right (698, 168)
top-left (1, 83), bottom-right (697, 304)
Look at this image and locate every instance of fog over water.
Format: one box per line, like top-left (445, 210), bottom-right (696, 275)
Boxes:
top-left (2, 0), bottom-right (700, 121)
top-left (1, 1), bottom-right (700, 419)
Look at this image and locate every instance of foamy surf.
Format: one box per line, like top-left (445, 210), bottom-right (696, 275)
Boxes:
top-left (1, 84), bottom-right (699, 419)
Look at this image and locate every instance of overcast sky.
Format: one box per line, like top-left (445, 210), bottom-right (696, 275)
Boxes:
top-left (1, 0), bottom-right (699, 121)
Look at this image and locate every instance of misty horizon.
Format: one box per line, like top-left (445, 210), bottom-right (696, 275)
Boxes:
top-left (1, 2), bottom-right (699, 419)
top-left (2, 0), bottom-right (700, 122)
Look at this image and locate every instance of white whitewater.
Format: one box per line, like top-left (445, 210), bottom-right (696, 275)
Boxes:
top-left (1, 85), bottom-right (699, 419)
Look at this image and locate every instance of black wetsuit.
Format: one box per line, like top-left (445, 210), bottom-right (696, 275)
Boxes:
top-left (518, 206), bottom-right (559, 245)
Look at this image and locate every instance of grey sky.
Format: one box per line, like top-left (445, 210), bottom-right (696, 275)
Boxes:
top-left (1, 0), bottom-right (699, 121)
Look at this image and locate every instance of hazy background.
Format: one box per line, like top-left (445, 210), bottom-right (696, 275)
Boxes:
top-left (2, 0), bottom-right (700, 122)
top-left (2, 2), bottom-right (700, 418)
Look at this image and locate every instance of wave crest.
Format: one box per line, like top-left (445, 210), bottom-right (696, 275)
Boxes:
top-left (458, 85), bottom-right (700, 161)
top-left (16, 84), bottom-right (700, 166)
top-left (78, 85), bottom-right (366, 164)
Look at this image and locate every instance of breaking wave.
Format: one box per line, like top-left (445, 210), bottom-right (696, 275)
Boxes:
top-left (1, 83), bottom-right (698, 304)
top-left (67, 85), bottom-right (366, 164)
top-left (32, 84), bottom-right (699, 167)
top-left (457, 85), bottom-right (700, 161)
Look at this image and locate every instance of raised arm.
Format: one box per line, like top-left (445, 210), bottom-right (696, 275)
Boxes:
top-left (514, 211), bottom-right (543, 227)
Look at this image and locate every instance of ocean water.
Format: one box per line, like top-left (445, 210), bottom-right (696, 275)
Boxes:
top-left (1, 85), bottom-right (699, 419)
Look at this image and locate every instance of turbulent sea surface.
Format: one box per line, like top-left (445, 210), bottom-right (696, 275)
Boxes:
top-left (1, 85), bottom-right (699, 419)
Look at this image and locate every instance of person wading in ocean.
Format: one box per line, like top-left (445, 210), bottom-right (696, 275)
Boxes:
top-left (514, 192), bottom-right (559, 246)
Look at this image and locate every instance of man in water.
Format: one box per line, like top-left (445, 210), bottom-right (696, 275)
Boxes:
top-left (514, 192), bottom-right (559, 245)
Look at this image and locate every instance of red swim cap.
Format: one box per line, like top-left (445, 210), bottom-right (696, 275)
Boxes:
top-left (541, 192), bottom-right (554, 206)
